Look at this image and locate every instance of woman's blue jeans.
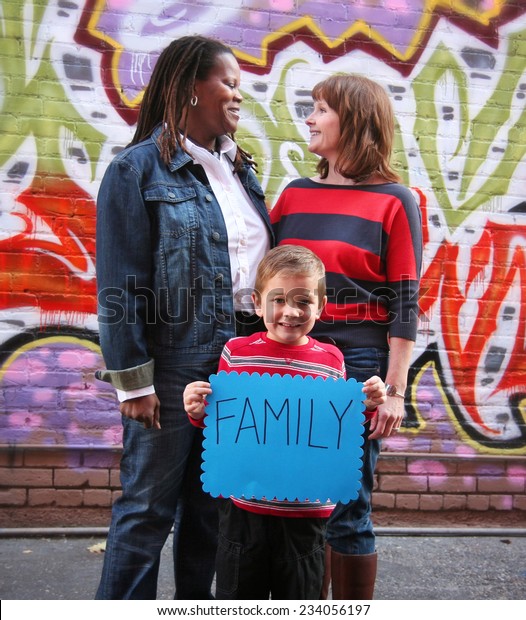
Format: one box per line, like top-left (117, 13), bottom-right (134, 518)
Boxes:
top-left (96, 356), bottom-right (220, 600)
top-left (325, 346), bottom-right (388, 556)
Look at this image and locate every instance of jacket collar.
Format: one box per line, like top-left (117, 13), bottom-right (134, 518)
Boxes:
top-left (151, 125), bottom-right (193, 172)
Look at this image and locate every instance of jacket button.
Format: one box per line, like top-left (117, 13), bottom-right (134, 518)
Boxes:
top-left (205, 194), bottom-right (213, 202)
top-left (168, 192), bottom-right (176, 199)
top-left (212, 232), bottom-right (220, 241)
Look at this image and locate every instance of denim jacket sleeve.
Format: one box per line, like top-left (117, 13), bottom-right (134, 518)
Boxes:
top-left (96, 155), bottom-right (155, 387)
top-left (95, 136), bottom-right (273, 392)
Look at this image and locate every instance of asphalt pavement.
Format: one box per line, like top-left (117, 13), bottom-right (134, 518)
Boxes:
top-left (1, 529), bottom-right (526, 600)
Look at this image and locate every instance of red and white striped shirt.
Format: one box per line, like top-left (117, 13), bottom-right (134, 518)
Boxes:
top-left (196, 331), bottom-right (346, 518)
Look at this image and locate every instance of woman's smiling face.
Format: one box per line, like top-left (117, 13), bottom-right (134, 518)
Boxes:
top-left (188, 52), bottom-right (243, 147)
top-left (305, 97), bottom-right (341, 162)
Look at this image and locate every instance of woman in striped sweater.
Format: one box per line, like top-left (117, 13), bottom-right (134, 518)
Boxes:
top-left (271, 74), bottom-right (423, 599)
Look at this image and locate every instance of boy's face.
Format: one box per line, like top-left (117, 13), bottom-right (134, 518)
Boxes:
top-left (252, 273), bottom-right (326, 347)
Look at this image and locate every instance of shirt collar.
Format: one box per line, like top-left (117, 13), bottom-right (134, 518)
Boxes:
top-left (185, 134), bottom-right (237, 161)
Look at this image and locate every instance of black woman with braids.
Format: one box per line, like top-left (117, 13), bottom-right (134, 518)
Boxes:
top-left (95, 36), bottom-right (272, 600)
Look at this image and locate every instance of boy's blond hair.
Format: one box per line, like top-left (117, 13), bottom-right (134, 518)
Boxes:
top-left (254, 245), bottom-right (326, 305)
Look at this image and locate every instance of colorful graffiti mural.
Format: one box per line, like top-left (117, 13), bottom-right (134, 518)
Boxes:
top-left (0, 0), bottom-right (525, 454)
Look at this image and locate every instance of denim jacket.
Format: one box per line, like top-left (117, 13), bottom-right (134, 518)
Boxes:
top-left (96, 126), bottom-right (273, 390)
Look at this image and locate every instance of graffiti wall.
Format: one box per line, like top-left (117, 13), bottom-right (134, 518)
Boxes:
top-left (1, 0), bottom-right (525, 461)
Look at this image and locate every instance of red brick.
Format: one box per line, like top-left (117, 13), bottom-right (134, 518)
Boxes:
top-left (28, 489), bottom-right (57, 506)
top-left (513, 495), bottom-right (526, 510)
top-left (55, 490), bottom-right (84, 507)
top-left (379, 475), bottom-right (428, 492)
top-left (376, 456), bottom-right (407, 474)
top-left (457, 461), bottom-right (506, 476)
top-left (420, 494), bottom-right (444, 511)
top-left (372, 492), bottom-right (395, 509)
top-left (428, 476), bottom-right (476, 493)
top-left (25, 451), bottom-right (81, 468)
top-left (83, 489), bottom-right (113, 507)
top-left (443, 494), bottom-right (467, 510)
top-left (408, 459), bottom-right (457, 476)
top-left (54, 469), bottom-right (109, 488)
top-left (507, 463), bottom-right (526, 478)
top-left (109, 470), bottom-right (121, 487)
top-left (0, 468), bottom-right (53, 487)
top-left (0, 488), bottom-right (27, 506)
top-left (83, 451), bottom-right (122, 469)
top-left (395, 494), bottom-right (420, 510)
top-left (489, 495), bottom-right (514, 511)
top-left (0, 450), bottom-right (24, 467)
top-left (478, 476), bottom-right (525, 493)
top-left (466, 495), bottom-right (490, 511)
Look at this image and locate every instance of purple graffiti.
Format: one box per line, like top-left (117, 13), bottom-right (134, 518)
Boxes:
top-left (0, 338), bottom-right (122, 446)
top-left (93, 0), bottom-right (431, 102)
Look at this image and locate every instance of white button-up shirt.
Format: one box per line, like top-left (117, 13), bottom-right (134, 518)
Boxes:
top-left (186, 135), bottom-right (270, 310)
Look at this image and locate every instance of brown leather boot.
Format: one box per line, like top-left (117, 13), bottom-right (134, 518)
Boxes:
top-left (331, 550), bottom-right (378, 600)
top-left (319, 544), bottom-right (332, 599)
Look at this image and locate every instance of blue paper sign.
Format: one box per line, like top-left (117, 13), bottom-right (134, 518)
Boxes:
top-left (201, 372), bottom-right (366, 503)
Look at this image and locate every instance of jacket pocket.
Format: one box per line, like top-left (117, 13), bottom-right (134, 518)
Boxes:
top-left (144, 184), bottom-right (199, 239)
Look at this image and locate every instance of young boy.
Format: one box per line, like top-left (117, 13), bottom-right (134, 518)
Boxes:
top-left (183, 245), bottom-right (386, 600)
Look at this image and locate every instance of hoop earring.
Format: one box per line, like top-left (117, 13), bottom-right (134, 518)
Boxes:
top-left (190, 95), bottom-right (198, 107)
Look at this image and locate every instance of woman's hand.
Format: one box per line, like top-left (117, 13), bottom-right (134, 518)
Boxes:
top-left (368, 336), bottom-right (413, 438)
top-left (183, 381), bottom-right (212, 420)
top-left (368, 396), bottom-right (405, 439)
top-left (120, 393), bottom-right (161, 430)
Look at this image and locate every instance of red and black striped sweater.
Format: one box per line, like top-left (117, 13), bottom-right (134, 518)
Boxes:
top-left (271, 178), bottom-right (423, 349)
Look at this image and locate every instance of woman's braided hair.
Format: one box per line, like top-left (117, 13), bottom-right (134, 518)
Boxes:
top-left (130, 35), bottom-right (255, 172)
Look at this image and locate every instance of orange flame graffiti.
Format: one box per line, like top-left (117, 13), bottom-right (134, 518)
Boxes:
top-left (0, 176), bottom-right (97, 316)
top-left (420, 219), bottom-right (526, 436)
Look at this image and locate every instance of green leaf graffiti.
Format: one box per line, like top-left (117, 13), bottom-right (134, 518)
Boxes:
top-left (237, 60), bottom-right (319, 204)
top-left (413, 33), bottom-right (526, 230)
top-left (0, 0), bottom-right (105, 181)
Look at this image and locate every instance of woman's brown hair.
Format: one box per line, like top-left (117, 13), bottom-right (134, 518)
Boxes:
top-left (312, 74), bottom-right (400, 183)
top-left (130, 35), bottom-right (254, 171)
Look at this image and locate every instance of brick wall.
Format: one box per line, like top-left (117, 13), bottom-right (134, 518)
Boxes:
top-left (1, 2), bottom-right (526, 529)
top-left (0, 447), bottom-right (120, 525)
top-left (374, 454), bottom-right (526, 513)
top-left (1, 446), bottom-right (524, 528)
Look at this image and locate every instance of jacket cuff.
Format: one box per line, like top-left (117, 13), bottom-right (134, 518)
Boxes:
top-left (95, 359), bottom-right (154, 391)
